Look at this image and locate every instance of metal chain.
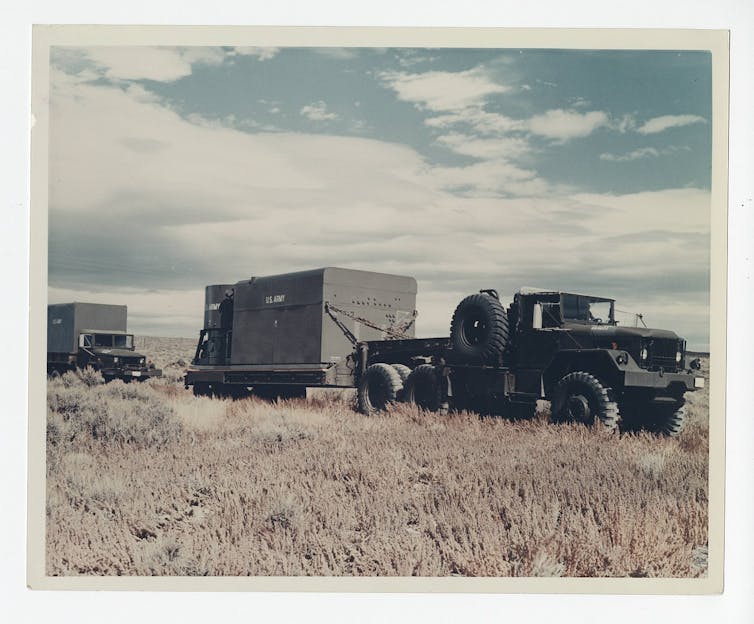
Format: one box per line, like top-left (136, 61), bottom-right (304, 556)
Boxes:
top-left (325, 303), bottom-right (416, 340)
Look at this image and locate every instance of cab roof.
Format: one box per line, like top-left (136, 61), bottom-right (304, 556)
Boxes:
top-left (517, 287), bottom-right (615, 303)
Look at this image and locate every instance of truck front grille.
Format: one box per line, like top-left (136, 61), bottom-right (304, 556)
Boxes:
top-left (647, 340), bottom-right (681, 369)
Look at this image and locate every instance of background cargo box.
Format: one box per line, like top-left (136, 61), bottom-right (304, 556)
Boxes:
top-left (231, 268), bottom-right (417, 376)
top-left (48, 303), bottom-right (127, 354)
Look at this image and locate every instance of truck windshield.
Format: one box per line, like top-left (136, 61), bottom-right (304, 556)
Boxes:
top-left (93, 334), bottom-right (134, 348)
top-left (114, 334), bottom-right (134, 349)
top-left (561, 294), bottom-right (614, 325)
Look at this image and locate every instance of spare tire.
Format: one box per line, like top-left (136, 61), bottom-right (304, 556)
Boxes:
top-left (357, 363), bottom-right (403, 415)
top-left (449, 293), bottom-right (509, 364)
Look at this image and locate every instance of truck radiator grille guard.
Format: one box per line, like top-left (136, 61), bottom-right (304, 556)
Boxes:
top-left (646, 340), bottom-right (681, 369)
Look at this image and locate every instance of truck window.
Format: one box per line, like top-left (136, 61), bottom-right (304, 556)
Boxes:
top-left (94, 334), bottom-right (113, 347)
top-left (113, 335), bottom-right (133, 349)
top-left (81, 334), bottom-right (93, 348)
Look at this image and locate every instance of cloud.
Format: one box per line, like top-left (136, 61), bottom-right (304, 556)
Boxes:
top-left (73, 46), bottom-right (225, 82)
top-left (636, 114), bottom-right (706, 134)
top-left (425, 108), bottom-right (521, 135)
top-left (379, 68), bottom-right (510, 112)
top-left (47, 69), bottom-right (712, 348)
top-left (311, 48), bottom-right (359, 60)
top-left (527, 109), bottom-right (610, 141)
top-left (436, 133), bottom-right (531, 160)
top-left (600, 145), bottom-right (690, 162)
top-left (229, 47), bottom-right (280, 61)
top-left (300, 101), bottom-right (339, 121)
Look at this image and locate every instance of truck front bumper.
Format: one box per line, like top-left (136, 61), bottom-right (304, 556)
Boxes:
top-left (623, 368), bottom-right (703, 391)
top-left (103, 368), bottom-right (162, 380)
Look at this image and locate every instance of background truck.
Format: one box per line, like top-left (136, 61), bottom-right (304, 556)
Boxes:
top-left (184, 268), bottom-right (704, 436)
top-left (47, 302), bottom-right (162, 382)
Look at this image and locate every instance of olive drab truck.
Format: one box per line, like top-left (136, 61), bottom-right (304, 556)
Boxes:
top-left (184, 268), bottom-right (704, 436)
top-left (47, 302), bottom-right (162, 382)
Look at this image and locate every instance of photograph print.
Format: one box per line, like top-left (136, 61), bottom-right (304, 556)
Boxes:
top-left (32, 28), bottom-right (726, 590)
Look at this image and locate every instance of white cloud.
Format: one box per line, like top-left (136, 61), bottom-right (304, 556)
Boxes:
top-left (636, 114), bottom-right (706, 134)
top-left (311, 48), bottom-right (358, 60)
top-left (425, 107), bottom-right (522, 135)
top-left (600, 145), bottom-right (690, 162)
top-left (600, 147), bottom-right (660, 162)
top-left (380, 68), bottom-right (510, 112)
top-left (229, 47), bottom-right (280, 61)
top-left (527, 109), bottom-right (609, 141)
top-left (436, 133), bottom-right (531, 160)
top-left (300, 101), bottom-right (338, 122)
top-left (80, 46), bottom-right (224, 82)
top-left (48, 71), bottom-right (711, 347)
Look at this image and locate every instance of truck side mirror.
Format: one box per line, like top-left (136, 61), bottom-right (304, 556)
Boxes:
top-left (532, 303), bottom-right (543, 329)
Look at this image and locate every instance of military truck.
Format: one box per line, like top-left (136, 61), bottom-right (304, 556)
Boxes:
top-left (47, 302), bottom-right (162, 382)
top-left (184, 268), bottom-right (704, 436)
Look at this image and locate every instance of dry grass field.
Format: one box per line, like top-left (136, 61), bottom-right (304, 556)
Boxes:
top-left (45, 338), bottom-right (709, 577)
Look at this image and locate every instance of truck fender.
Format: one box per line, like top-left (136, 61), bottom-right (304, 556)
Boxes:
top-left (542, 349), bottom-right (624, 397)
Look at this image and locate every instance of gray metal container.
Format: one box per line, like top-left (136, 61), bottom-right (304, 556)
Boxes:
top-left (47, 302), bottom-right (128, 354)
top-left (204, 284), bottom-right (235, 329)
top-left (229, 268), bottom-right (417, 384)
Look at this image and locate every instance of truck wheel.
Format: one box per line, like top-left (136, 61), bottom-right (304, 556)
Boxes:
top-left (391, 364), bottom-right (412, 383)
top-left (357, 363), bottom-right (403, 415)
top-left (192, 383), bottom-right (212, 397)
top-left (551, 372), bottom-right (619, 431)
top-left (402, 364), bottom-right (442, 412)
top-left (650, 400), bottom-right (687, 437)
top-left (450, 293), bottom-right (509, 364)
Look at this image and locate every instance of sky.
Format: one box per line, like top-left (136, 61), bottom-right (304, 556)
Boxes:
top-left (47, 46), bottom-right (712, 348)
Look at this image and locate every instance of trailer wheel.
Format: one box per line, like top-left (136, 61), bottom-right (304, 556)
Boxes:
top-left (450, 293), bottom-right (509, 364)
top-left (551, 372), bottom-right (619, 431)
top-left (391, 364), bottom-right (412, 383)
top-left (403, 364), bottom-right (443, 412)
top-left (192, 383), bottom-right (212, 397)
top-left (357, 363), bottom-right (403, 415)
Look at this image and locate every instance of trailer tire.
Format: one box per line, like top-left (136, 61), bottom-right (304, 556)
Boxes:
top-left (551, 372), bottom-right (619, 431)
top-left (450, 293), bottom-right (509, 364)
top-left (391, 364), bottom-right (412, 383)
top-left (192, 383), bottom-right (212, 397)
top-left (403, 364), bottom-right (443, 412)
top-left (357, 363), bottom-right (403, 415)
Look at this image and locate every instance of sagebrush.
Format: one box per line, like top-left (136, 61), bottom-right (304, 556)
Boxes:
top-left (45, 339), bottom-right (709, 577)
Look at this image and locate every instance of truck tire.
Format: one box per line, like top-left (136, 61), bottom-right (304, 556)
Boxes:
top-left (551, 372), bottom-right (619, 431)
top-left (402, 364), bottom-right (442, 412)
top-left (450, 293), bottom-right (509, 364)
top-left (357, 363), bottom-right (403, 415)
top-left (391, 364), bottom-right (412, 383)
top-left (649, 399), bottom-right (687, 437)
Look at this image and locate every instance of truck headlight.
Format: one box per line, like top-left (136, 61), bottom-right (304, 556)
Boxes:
top-left (140, 357), bottom-right (145, 365)
top-left (640, 347), bottom-right (648, 361)
top-left (616, 352), bottom-right (629, 365)
top-left (675, 351), bottom-right (682, 363)
top-left (113, 357), bottom-right (119, 363)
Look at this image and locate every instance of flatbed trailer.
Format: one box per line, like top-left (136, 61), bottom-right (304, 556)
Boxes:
top-left (185, 267), bottom-right (703, 435)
